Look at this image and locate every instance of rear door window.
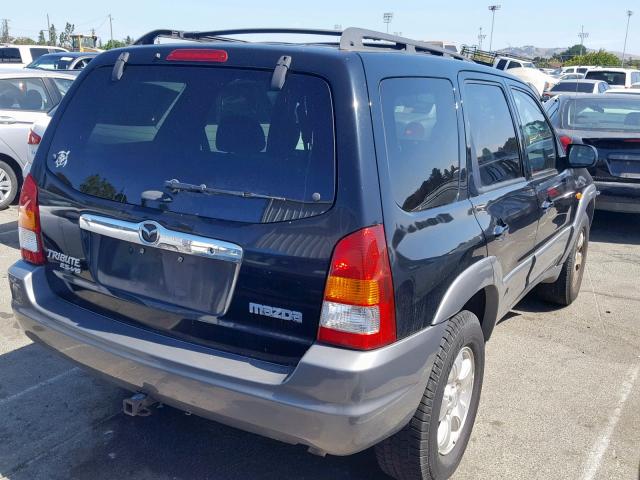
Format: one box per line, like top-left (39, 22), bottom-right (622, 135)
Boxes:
top-left (463, 83), bottom-right (523, 187)
top-left (380, 77), bottom-right (460, 211)
top-left (496, 59), bottom-right (508, 70)
top-left (29, 48), bottom-right (51, 60)
top-left (45, 65), bottom-right (335, 223)
top-left (0, 48), bottom-right (22, 64)
top-left (585, 71), bottom-right (626, 86)
top-left (0, 78), bottom-right (53, 111)
top-left (51, 77), bottom-right (74, 96)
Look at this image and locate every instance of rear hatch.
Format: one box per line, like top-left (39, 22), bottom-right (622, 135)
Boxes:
top-left (561, 95), bottom-right (640, 182)
top-left (36, 48), bottom-right (342, 365)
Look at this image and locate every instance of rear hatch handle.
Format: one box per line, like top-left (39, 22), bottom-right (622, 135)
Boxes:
top-left (78, 214), bottom-right (243, 263)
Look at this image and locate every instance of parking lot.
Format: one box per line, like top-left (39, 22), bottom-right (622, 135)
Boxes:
top-left (0, 205), bottom-right (638, 480)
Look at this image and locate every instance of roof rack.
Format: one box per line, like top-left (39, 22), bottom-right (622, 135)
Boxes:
top-left (133, 27), bottom-right (468, 60)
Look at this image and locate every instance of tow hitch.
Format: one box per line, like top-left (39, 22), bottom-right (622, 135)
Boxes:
top-left (123, 392), bottom-right (157, 417)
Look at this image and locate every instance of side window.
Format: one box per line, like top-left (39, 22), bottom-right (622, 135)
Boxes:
top-left (496, 59), bottom-right (508, 70)
top-left (380, 77), bottom-right (460, 212)
top-left (29, 48), bottom-right (50, 60)
top-left (506, 61), bottom-right (522, 70)
top-left (52, 78), bottom-right (74, 97)
top-left (0, 48), bottom-right (22, 64)
top-left (632, 72), bottom-right (640, 84)
top-left (0, 78), bottom-right (53, 111)
top-left (464, 83), bottom-right (523, 188)
top-left (512, 90), bottom-right (557, 174)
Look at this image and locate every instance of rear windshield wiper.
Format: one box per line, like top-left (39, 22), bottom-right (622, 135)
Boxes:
top-left (164, 179), bottom-right (290, 202)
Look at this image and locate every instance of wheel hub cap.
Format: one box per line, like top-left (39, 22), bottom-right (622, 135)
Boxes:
top-left (0, 168), bottom-right (10, 202)
top-left (438, 346), bottom-right (475, 455)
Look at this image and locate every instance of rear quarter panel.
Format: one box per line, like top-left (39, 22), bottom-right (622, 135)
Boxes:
top-left (360, 54), bottom-right (488, 338)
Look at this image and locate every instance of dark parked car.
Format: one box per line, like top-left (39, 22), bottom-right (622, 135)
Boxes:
top-left (545, 93), bottom-right (640, 213)
top-left (26, 51), bottom-right (98, 71)
top-left (10, 28), bottom-right (597, 480)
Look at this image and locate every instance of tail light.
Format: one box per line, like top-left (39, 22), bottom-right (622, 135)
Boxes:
top-left (18, 174), bottom-right (45, 265)
top-left (27, 129), bottom-right (41, 145)
top-left (318, 225), bottom-right (396, 350)
top-left (166, 49), bottom-right (228, 62)
top-left (559, 135), bottom-right (572, 153)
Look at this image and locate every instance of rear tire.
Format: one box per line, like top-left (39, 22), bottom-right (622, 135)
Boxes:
top-left (374, 311), bottom-right (485, 480)
top-left (0, 161), bottom-right (18, 210)
top-left (536, 220), bottom-right (589, 306)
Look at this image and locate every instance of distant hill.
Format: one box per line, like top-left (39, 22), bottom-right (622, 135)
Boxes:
top-left (498, 45), bottom-right (640, 60)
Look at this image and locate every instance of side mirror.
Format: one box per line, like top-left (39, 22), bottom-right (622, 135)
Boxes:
top-left (567, 144), bottom-right (598, 168)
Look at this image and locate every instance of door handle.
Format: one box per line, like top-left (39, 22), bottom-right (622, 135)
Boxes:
top-left (541, 199), bottom-right (554, 211)
top-left (493, 221), bottom-right (509, 238)
top-left (0, 116), bottom-right (16, 125)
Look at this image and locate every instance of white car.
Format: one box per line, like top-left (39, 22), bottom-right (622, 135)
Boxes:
top-left (542, 79), bottom-right (610, 101)
top-left (494, 56), bottom-right (536, 70)
top-left (0, 69), bottom-right (75, 208)
top-left (0, 45), bottom-right (68, 69)
top-left (585, 68), bottom-right (640, 89)
top-left (506, 67), bottom-right (558, 98)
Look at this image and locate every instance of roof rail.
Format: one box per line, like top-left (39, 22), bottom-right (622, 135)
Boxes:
top-left (133, 27), bottom-right (468, 60)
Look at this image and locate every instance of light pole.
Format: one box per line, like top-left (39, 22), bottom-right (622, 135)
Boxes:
top-left (488, 5), bottom-right (501, 51)
top-left (622, 10), bottom-right (634, 67)
top-left (478, 26), bottom-right (487, 50)
top-left (383, 12), bottom-right (393, 34)
top-left (578, 25), bottom-right (589, 57)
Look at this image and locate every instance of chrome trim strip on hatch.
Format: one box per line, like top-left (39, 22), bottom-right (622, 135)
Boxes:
top-left (78, 214), bottom-right (243, 264)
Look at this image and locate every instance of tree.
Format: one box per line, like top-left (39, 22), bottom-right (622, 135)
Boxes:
top-left (37, 30), bottom-right (46, 45)
top-left (58, 22), bottom-right (75, 49)
top-left (101, 39), bottom-right (126, 50)
top-left (565, 50), bottom-right (620, 67)
top-left (554, 44), bottom-right (588, 62)
top-left (13, 37), bottom-right (36, 45)
top-left (0, 19), bottom-right (9, 44)
top-left (48, 24), bottom-right (57, 46)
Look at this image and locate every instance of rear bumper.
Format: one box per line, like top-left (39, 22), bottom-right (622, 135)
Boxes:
top-left (595, 181), bottom-right (640, 213)
top-left (9, 261), bottom-right (444, 456)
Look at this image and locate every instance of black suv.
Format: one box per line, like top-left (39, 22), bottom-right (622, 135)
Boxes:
top-left (9, 28), bottom-right (598, 480)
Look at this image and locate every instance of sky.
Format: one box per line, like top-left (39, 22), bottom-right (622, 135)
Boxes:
top-left (4, 0), bottom-right (639, 54)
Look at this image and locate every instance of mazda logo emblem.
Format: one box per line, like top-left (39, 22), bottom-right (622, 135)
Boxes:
top-left (139, 222), bottom-right (160, 245)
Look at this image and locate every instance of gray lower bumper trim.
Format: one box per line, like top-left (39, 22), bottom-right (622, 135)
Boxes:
top-left (9, 261), bottom-right (444, 456)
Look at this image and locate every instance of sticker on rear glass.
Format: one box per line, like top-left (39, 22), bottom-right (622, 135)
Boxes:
top-left (53, 150), bottom-right (70, 168)
top-left (47, 250), bottom-right (81, 274)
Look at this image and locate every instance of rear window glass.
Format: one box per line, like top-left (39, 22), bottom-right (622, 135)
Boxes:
top-left (380, 78), bottom-right (460, 211)
top-left (563, 97), bottom-right (640, 131)
top-left (585, 71), bottom-right (626, 86)
top-left (551, 83), bottom-right (594, 93)
top-left (0, 48), bottom-right (21, 63)
top-left (29, 55), bottom-right (74, 70)
top-left (46, 65), bottom-right (335, 223)
top-left (29, 48), bottom-right (51, 60)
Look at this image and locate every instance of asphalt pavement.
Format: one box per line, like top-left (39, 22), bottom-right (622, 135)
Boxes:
top-left (0, 206), bottom-right (638, 480)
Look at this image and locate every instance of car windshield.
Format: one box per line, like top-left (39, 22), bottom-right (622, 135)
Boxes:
top-left (28, 55), bottom-right (76, 70)
top-left (551, 83), bottom-right (594, 93)
top-left (45, 65), bottom-right (335, 224)
top-left (564, 97), bottom-right (640, 131)
top-left (585, 71), bottom-right (626, 86)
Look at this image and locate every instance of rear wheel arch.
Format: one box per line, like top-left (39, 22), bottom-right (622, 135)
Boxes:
top-left (0, 153), bottom-right (23, 191)
top-left (462, 285), bottom-right (500, 341)
top-left (431, 257), bottom-right (500, 340)
top-left (586, 199), bottom-right (595, 225)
